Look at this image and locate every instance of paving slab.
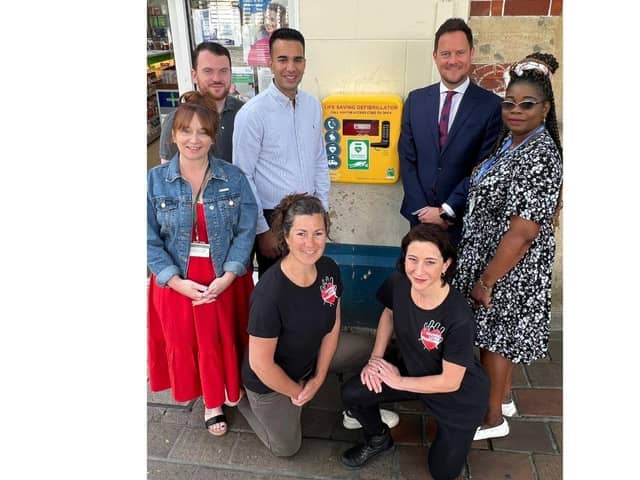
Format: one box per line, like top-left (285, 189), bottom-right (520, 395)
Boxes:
top-left (515, 389), bottom-right (562, 417)
top-left (159, 404), bottom-right (204, 428)
top-left (533, 453), bottom-right (562, 480)
top-left (466, 450), bottom-right (535, 480)
top-left (147, 422), bottom-right (185, 458)
top-left (547, 338), bottom-right (562, 363)
top-left (229, 433), bottom-right (353, 479)
top-left (525, 363), bottom-right (562, 388)
top-left (148, 405), bottom-right (166, 424)
top-left (549, 422), bottom-right (562, 453)
top-left (490, 419), bottom-right (556, 454)
top-left (511, 364), bottom-right (529, 388)
top-left (167, 427), bottom-right (238, 466)
top-left (397, 445), bottom-right (448, 480)
top-left (147, 459), bottom-right (198, 480)
top-left (147, 384), bottom-right (196, 410)
top-left (191, 465), bottom-right (293, 480)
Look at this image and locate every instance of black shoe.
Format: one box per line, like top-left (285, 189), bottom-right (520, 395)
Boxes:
top-left (340, 429), bottom-right (395, 469)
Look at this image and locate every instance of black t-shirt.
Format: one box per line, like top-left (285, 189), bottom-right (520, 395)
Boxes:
top-left (377, 271), bottom-right (489, 429)
top-left (242, 256), bottom-right (343, 394)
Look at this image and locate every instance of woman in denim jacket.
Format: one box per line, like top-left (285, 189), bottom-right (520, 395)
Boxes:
top-left (147, 91), bottom-right (257, 436)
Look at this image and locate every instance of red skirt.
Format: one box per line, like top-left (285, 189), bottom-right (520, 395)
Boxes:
top-left (148, 203), bottom-right (252, 408)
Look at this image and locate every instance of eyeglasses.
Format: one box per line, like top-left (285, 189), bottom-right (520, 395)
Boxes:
top-left (501, 100), bottom-right (543, 111)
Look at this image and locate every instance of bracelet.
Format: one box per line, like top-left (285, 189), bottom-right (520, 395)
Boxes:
top-left (478, 278), bottom-right (493, 293)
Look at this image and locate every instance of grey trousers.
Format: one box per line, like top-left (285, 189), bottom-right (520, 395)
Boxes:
top-left (238, 331), bottom-right (374, 457)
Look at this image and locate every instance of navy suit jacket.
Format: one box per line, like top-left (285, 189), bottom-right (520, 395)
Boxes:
top-left (398, 81), bottom-right (502, 233)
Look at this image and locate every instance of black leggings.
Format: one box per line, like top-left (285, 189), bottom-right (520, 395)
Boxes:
top-left (341, 374), bottom-right (475, 480)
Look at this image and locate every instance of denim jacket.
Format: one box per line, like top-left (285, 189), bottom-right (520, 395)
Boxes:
top-left (147, 153), bottom-right (258, 286)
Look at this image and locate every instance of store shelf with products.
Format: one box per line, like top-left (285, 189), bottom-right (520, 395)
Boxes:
top-left (147, 2), bottom-right (173, 145)
top-left (147, 72), bottom-right (162, 144)
top-left (147, 50), bottom-right (178, 144)
top-left (147, 50), bottom-right (175, 84)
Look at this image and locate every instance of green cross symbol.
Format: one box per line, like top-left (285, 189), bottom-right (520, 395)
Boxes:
top-left (166, 92), bottom-right (180, 107)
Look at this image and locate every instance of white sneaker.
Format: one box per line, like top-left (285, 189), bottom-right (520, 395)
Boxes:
top-left (342, 408), bottom-right (400, 430)
top-left (501, 399), bottom-right (517, 417)
top-left (473, 418), bottom-right (509, 441)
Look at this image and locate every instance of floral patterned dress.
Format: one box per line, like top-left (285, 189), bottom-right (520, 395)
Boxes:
top-left (452, 129), bottom-right (562, 364)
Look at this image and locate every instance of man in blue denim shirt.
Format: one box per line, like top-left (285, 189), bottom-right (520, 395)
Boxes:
top-left (147, 153), bottom-right (258, 286)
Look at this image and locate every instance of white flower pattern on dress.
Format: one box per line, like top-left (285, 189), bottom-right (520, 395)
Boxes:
top-left (452, 130), bottom-right (562, 364)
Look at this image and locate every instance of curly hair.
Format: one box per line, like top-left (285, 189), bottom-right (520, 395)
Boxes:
top-left (270, 193), bottom-right (330, 255)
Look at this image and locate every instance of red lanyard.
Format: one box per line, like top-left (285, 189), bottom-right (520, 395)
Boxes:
top-left (192, 166), bottom-right (210, 242)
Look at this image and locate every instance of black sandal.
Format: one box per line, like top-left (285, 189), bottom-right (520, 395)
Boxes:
top-left (204, 414), bottom-right (228, 436)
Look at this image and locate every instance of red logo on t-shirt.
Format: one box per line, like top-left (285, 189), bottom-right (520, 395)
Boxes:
top-left (419, 320), bottom-right (445, 350)
top-left (320, 276), bottom-right (338, 306)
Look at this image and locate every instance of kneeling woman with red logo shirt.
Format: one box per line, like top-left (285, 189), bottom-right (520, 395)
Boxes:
top-left (238, 193), bottom-right (371, 457)
top-left (340, 224), bottom-right (489, 480)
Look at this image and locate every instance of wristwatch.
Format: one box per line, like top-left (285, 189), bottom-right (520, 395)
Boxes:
top-left (439, 210), bottom-right (455, 224)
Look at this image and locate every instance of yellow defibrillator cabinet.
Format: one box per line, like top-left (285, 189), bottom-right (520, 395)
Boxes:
top-left (321, 94), bottom-right (403, 184)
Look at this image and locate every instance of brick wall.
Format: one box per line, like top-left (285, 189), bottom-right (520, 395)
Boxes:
top-left (470, 63), bottom-right (511, 97)
top-left (470, 0), bottom-right (563, 16)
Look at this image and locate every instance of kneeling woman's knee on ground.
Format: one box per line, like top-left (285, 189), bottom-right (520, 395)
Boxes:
top-left (268, 436), bottom-right (301, 457)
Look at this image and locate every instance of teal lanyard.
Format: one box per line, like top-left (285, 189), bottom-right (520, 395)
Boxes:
top-left (473, 126), bottom-right (545, 186)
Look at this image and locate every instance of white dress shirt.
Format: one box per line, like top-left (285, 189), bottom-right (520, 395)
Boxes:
top-left (438, 76), bottom-right (471, 134)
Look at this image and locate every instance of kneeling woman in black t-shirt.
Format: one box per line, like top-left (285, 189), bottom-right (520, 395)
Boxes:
top-left (340, 224), bottom-right (489, 480)
top-left (238, 193), bottom-right (343, 457)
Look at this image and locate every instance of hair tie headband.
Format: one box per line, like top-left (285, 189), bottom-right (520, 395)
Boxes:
top-left (503, 60), bottom-right (553, 88)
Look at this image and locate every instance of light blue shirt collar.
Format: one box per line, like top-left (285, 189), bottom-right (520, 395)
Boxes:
top-left (267, 80), bottom-right (298, 107)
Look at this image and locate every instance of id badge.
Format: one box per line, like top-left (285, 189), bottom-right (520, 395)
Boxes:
top-left (189, 242), bottom-right (210, 258)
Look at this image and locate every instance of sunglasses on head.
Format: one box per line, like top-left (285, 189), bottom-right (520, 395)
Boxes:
top-left (501, 100), bottom-right (542, 111)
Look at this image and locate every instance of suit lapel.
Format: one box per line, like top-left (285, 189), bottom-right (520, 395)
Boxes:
top-left (426, 86), bottom-right (440, 147)
top-left (441, 83), bottom-right (477, 155)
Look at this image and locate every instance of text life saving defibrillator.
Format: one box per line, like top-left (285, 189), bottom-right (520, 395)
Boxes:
top-left (321, 94), bottom-right (403, 184)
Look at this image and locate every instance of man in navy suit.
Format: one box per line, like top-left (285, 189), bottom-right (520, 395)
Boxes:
top-left (399, 18), bottom-right (502, 244)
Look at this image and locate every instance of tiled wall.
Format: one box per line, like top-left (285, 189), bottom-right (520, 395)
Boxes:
top-left (470, 0), bottom-right (563, 16)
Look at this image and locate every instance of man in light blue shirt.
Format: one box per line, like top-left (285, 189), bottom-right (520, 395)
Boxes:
top-left (233, 27), bottom-right (329, 277)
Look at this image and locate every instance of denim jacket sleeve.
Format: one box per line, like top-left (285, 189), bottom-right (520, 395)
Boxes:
top-left (222, 171), bottom-right (258, 276)
top-left (147, 171), bottom-right (180, 286)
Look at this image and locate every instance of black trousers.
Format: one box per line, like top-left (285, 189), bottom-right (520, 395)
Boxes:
top-left (341, 374), bottom-right (476, 480)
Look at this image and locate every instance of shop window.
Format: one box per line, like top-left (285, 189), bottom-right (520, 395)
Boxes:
top-left (189, 1), bottom-right (297, 94)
